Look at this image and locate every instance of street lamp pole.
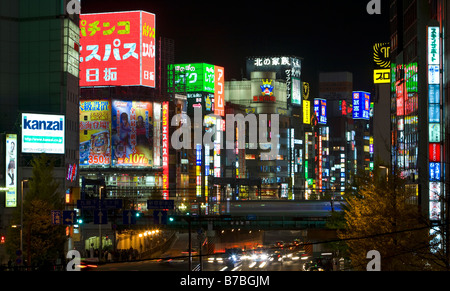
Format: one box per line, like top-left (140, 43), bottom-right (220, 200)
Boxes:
top-left (20, 179), bottom-right (28, 256)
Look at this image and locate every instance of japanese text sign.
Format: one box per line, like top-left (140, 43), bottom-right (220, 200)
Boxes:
top-left (80, 11), bottom-right (156, 87)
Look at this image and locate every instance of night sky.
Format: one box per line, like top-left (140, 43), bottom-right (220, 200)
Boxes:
top-left (81, 0), bottom-right (390, 95)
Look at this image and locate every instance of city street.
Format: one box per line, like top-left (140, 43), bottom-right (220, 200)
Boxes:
top-left (94, 231), bottom-right (330, 271)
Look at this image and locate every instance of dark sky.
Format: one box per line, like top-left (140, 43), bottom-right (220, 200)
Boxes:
top-left (81, 0), bottom-right (390, 94)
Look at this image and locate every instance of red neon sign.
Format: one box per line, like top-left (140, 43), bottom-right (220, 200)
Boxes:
top-left (214, 66), bottom-right (225, 116)
top-left (429, 143), bottom-right (441, 162)
top-left (80, 11), bottom-right (156, 87)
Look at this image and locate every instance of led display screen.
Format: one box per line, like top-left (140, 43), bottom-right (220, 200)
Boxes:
top-left (80, 11), bottom-right (156, 87)
top-left (80, 100), bottom-right (111, 166)
top-left (22, 113), bottom-right (65, 154)
top-left (111, 100), bottom-right (154, 167)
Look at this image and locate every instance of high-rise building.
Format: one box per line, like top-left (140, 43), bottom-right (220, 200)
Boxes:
top-left (0, 0), bottom-right (80, 262)
top-left (389, 0), bottom-right (449, 227)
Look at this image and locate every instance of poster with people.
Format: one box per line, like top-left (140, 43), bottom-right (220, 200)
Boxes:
top-left (5, 134), bottom-right (17, 207)
top-left (111, 100), bottom-right (153, 167)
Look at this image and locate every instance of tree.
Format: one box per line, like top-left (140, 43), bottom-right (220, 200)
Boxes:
top-left (338, 166), bottom-right (440, 271)
top-left (6, 154), bottom-right (66, 269)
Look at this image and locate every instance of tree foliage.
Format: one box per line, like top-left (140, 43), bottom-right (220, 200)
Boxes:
top-left (6, 154), bottom-right (66, 268)
top-left (338, 167), bottom-right (441, 271)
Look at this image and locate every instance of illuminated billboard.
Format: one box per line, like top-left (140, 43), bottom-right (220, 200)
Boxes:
top-left (79, 100), bottom-right (111, 166)
top-left (314, 99), bottom-right (327, 125)
top-left (214, 66), bottom-right (225, 116)
top-left (291, 78), bottom-right (302, 106)
top-left (168, 63), bottom-right (216, 93)
top-left (246, 56), bottom-right (302, 104)
top-left (373, 42), bottom-right (391, 84)
top-left (22, 113), bottom-right (65, 154)
top-left (428, 26), bottom-right (442, 221)
top-left (303, 100), bottom-right (311, 124)
top-left (352, 91), bottom-right (371, 120)
top-left (162, 102), bottom-right (169, 200)
top-left (80, 11), bottom-right (156, 87)
top-left (5, 134), bottom-right (17, 207)
top-left (111, 100), bottom-right (154, 167)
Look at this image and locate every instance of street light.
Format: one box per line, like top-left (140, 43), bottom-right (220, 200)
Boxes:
top-left (20, 179), bottom-right (28, 256)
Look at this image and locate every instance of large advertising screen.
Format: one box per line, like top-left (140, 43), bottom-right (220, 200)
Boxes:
top-left (22, 113), bottom-right (65, 154)
top-left (111, 100), bottom-right (154, 167)
top-left (80, 100), bottom-right (111, 166)
top-left (80, 11), bottom-right (156, 87)
top-left (5, 134), bottom-right (17, 207)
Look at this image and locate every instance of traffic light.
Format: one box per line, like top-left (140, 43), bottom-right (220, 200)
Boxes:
top-left (76, 217), bottom-right (84, 224)
top-left (0, 235), bottom-right (5, 244)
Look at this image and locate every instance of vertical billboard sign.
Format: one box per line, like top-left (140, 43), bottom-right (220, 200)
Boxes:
top-left (162, 102), bottom-right (169, 200)
top-left (428, 26), bottom-right (441, 221)
top-left (111, 100), bottom-right (154, 167)
top-left (80, 11), bottom-right (156, 87)
top-left (214, 66), bottom-right (225, 116)
top-left (79, 100), bottom-right (111, 166)
top-left (303, 100), bottom-right (311, 124)
top-left (291, 78), bottom-right (302, 106)
top-left (153, 103), bottom-right (161, 167)
top-left (5, 134), bottom-right (17, 207)
top-left (196, 144), bottom-right (202, 197)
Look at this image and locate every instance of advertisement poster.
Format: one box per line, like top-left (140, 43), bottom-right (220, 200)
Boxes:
top-left (79, 100), bottom-right (111, 166)
top-left (5, 134), bottom-right (17, 207)
top-left (111, 100), bottom-right (153, 167)
top-left (21, 113), bottom-right (65, 154)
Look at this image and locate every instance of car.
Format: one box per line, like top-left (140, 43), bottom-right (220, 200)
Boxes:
top-left (77, 260), bottom-right (98, 271)
top-left (224, 248), bottom-right (243, 268)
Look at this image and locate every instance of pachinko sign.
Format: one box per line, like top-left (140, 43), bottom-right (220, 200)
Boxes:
top-left (80, 11), bottom-right (156, 87)
top-left (79, 100), bottom-right (111, 166)
top-left (162, 102), bottom-right (169, 199)
top-left (111, 100), bottom-right (154, 167)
